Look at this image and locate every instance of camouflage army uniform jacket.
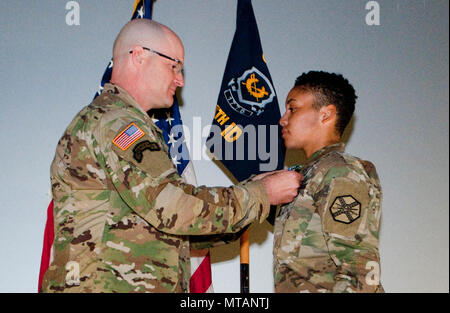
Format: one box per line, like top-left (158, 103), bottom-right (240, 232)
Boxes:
top-left (42, 83), bottom-right (269, 293)
top-left (273, 143), bottom-right (383, 292)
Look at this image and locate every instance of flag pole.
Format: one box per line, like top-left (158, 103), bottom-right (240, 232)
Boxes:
top-left (240, 228), bottom-right (250, 293)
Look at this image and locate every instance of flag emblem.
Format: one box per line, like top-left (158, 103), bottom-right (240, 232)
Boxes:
top-left (112, 123), bottom-right (145, 151)
top-left (226, 67), bottom-right (276, 117)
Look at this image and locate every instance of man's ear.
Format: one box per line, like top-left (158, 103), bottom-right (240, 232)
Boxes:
top-left (320, 104), bottom-right (336, 123)
top-left (130, 46), bottom-right (146, 65)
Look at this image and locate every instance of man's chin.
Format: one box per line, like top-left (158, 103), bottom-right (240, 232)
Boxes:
top-left (155, 101), bottom-right (174, 110)
top-left (165, 97), bottom-right (175, 108)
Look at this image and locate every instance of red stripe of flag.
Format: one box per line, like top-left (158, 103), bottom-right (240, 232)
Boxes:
top-left (38, 200), bottom-right (54, 292)
top-left (190, 251), bottom-right (213, 293)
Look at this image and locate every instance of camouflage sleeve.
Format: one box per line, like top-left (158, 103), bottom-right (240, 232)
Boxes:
top-left (319, 167), bottom-right (383, 292)
top-left (189, 174), bottom-right (270, 249)
top-left (94, 114), bottom-right (269, 236)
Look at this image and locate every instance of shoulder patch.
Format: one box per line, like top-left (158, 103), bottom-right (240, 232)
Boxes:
top-left (329, 195), bottom-right (361, 224)
top-left (322, 177), bottom-right (369, 238)
top-left (112, 123), bottom-right (145, 151)
top-left (132, 140), bottom-right (161, 163)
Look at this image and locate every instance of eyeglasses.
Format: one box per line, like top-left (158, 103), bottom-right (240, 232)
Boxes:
top-left (130, 46), bottom-right (183, 74)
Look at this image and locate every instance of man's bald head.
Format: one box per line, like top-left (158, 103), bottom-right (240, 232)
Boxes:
top-left (110, 19), bottom-right (185, 111)
top-left (112, 19), bottom-right (179, 60)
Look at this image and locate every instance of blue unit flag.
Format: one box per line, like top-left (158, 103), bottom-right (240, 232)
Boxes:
top-left (206, 0), bottom-right (285, 182)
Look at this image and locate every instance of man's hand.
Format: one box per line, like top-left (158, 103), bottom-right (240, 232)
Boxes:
top-left (252, 169), bottom-right (284, 181)
top-left (260, 170), bottom-right (302, 205)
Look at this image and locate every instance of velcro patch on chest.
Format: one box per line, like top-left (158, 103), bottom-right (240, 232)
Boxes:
top-left (112, 123), bottom-right (145, 151)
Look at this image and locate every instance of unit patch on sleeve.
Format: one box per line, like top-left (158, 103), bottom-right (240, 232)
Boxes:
top-left (329, 195), bottom-right (361, 224)
top-left (322, 177), bottom-right (369, 239)
top-left (112, 123), bottom-right (145, 151)
top-left (132, 140), bottom-right (161, 163)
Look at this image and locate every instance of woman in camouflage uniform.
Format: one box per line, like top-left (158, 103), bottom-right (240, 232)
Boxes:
top-left (273, 71), bottom-right (384, 292)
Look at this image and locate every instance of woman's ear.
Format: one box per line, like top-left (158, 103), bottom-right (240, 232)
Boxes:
top-left (320, 104), bottom-right (336, 123)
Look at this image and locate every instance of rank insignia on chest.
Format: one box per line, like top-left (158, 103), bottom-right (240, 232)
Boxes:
top-left (329, 195), bottom-right (361, 224)
top-left (112, 123), bottom-right (145, 151)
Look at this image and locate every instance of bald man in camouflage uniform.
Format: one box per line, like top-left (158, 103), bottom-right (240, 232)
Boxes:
top-left (41, 19), bottom-right (300, 293)
top-left (274, 71), bottom-right (383, 292)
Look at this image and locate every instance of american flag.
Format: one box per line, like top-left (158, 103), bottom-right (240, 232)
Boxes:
top-left (112, 123), bottom-right (145, 151)
top-left (38, 0), bottom-right (213, 293)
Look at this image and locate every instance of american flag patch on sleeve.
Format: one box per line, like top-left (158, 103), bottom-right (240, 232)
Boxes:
top-left (112, 122), bottom-right (145, 151)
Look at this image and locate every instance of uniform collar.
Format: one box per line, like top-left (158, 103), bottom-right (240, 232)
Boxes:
top-left (305, 142), bottom-right (345, 165)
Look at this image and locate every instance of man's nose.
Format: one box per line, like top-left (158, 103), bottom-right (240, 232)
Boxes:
top-left (174, 72), bottom-right (184, 87)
